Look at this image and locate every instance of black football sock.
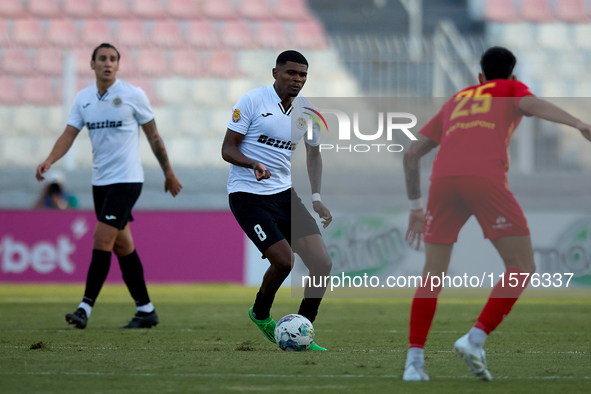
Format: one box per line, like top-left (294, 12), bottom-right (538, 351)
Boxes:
top-left (298, 299), bottom-right (320, 323)
top-left (252, 289), bottom-right (275, 320)
top-left (82, 249), bottom-right (112, 307)
top-left (118, 250), bottom-right (151, 307)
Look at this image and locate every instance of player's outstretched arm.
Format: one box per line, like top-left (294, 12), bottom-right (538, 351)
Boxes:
top-left (35, 125), bottom-right (80, 182)
top-left (403, 134), bottom-right (437, 250)
top-left (305, 143), bottom-right (332, 228)
top-left (221, 128), bottom-right (271, 181)
top-left (518, 96), bottom-right (591, 141)
top-left (141, 119), bottom-right (182, 197)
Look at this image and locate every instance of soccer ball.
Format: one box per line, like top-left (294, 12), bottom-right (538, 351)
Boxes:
top-left (274, 314), bottom-right (314, 351)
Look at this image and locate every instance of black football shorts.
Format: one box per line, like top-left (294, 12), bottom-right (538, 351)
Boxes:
top-left (229, 188), bottom-right (321, 257)
top-left (93, 183), bottom-right (142, 230)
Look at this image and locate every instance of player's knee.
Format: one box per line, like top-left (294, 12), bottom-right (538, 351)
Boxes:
top-left (93, 228), bottom-right (117, 251)
top-left (271, 255), bottom-right (293, 274)
top-left (503, 256), bottom-right (535, 275)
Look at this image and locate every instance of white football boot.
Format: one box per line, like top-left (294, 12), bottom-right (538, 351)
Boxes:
top-left (403, 363), bottom-right (430, 381)
top-left (453, 334), bottom-right (493, 381)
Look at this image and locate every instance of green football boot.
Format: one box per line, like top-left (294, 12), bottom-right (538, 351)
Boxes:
top-left (249, 306), bottom-right (276, 344)
top-left (309, 342), bottom-right (327, 351)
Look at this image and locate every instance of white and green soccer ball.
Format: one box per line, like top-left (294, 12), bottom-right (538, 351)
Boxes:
top-left (274, 314), bottom-right (314, 351)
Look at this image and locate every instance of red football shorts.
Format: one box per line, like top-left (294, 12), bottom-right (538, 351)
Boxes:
top-left (423, 175), bottom-right (529, 244)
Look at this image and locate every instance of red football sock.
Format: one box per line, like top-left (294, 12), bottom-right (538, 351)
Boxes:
top-left (409, 277), bottom-right (443, 349)
top-left (475, 268), bottom-right (530, 334)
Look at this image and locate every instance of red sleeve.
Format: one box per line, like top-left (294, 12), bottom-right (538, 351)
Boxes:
top-left (511, 80), bottom-right (535, 110)
top-left (419, 106), bottom-right (444, 145)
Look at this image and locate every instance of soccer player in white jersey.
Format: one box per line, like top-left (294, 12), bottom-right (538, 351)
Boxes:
top-left (35, 43), bottom-right (182, 329)
top-left (221, 50), bottom-right (333, 351)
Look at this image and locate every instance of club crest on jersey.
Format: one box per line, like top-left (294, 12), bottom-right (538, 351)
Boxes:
top-left (112, 97), bottom-right (122, 108)
top-left (296, 115), bottom-right (307, 130)
top-left (232, 109), bottom-right (241, 123)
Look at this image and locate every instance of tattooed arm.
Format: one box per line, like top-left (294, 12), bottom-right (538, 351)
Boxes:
top-left (403, 134), bottom-right (437, 249)
top-left (141, 119), bottom-right (182, 197)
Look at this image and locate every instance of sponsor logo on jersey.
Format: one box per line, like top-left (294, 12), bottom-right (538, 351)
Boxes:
top-left (296, 115), bottom-right (307, 130)
top-left (232, 108), bottom-right (241, 123)
top-left (112, 97), bottom-right (122, 107)
top-left (105, 215), bottom-right (117, 220)
top-left (492, 216), bottom-right (513, 230)
top-left (261, 113), bottom-right (273, 117)
top-left (82, 103), bottom-right (91, 108)
top-left (86, 120), bottom-right (123, 130)
top-left (257, 135), bottom-right (296, 151)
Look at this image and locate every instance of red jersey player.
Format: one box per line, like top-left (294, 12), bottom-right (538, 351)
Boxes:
top-left (402, 47), bottom-right (591, 382)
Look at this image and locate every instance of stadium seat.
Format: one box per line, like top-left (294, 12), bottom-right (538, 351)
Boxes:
top-left (14, 19), bottom-right (43, 47)
top-left (0, 20), bottom-right (8, 46)
top-left (240, 0), bottom-right (274, 21)
top-left (500, 23), bottom-right (535, 50)
top-left (292, 20), bottom-right (328, 50)
top-left (521, 0), bottom-right (553, 23)
top-left (114, 48), bottom-right (136, 78)
top-left (167, 0), bottom-right (201, 19)
top-left (484, 0), bottom-right (519, 22)
top-left (29, 0), bottom-right (61, 18)
top-left (152, 21), bottom-right (184, 48)
top-left (131, 0), bottom-right (165, 19)
top-left (48, 19), bottom-right (78, 48)
top-left (75, 49), bottom-right (94, 76)
top-left (2, 48), bottom-right (32, 76)
top-left (207, 51), bottom-right (239, 78)
top-left (118, 20), bottom-right (146, 48)
top-left (221, 21), bottom-right (255, 49)
top-left (123, 78), bottom-right (161, 105)
top-left (574, 24), bottom-right (591, 49)
top-left (556, 0), bottom-right (589, 23)
top-left (0, 77), bottom-right (20, 105)
top-left (256, 21), bottom-right (289, 49)
top-left (187, 21), bottom-right (219, 49)
top-left (136, 50), bottom-right (169, 77)
top-left (538, 23), bottom-right (571, 49)
top-left (63, 0), bottom-right (95, 18)
top-left (274, 0), bottom-right (312, 21)
top-left (23, 78), bottom-right (57, 105)
top-left (172, 50), bottom-right (203, 77)
top-left (203, 0), bottom-right (237, 20)
top-left (82, 20), bottom-right (112, 46)
top-left (35, 49), bottom-right (63, 76)
top-left (98, 0), bottom-right (129, 19)
top-left (0, 0), bottom-right (25, 18)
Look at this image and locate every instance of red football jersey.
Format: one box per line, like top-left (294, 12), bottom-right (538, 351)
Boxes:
top-left (420, 78), bottom-right (534, 182)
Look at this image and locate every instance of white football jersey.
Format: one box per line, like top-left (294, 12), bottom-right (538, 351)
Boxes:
top-left (227, 85), bottom-right (321, 195)
top-left (67, 79), bottom-right (154, 186)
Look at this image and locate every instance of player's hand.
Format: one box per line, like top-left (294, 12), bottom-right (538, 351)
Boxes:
top-left (313, 201), bottom-right (333, 228)
top-left (35, 160), bottom-right (52, 182)
top-left (253, 162), bottom-right (271, 181)
top-left (576, 120), bottom-right (591, 142)
top-left (165, 174), bottom-right (182, 197)
top-left (405, 208), bottom-right (425, 250)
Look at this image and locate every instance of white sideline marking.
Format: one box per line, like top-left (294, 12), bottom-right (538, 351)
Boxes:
top-left (0, 371), bottom-right (588, 380)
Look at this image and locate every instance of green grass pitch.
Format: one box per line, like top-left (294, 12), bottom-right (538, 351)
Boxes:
top-left (0, 284), bottom-right (590, 393)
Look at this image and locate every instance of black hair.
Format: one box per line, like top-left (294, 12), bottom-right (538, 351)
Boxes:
top-left (48, 182), bottom-right (62, 196)
top-left (276, 50), bottom-right (308, 68)
top-left (92, 43), bottom-right (121, 62)
top-left (480, 46), bottom-right (516, 81)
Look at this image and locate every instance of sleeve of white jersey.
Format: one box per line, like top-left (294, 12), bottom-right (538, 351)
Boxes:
top-left (66, 93), bottom-right (85, 131)
top-left (227, 93), bottom-right (254, 135)
top-left (132, 88), bottom-right (155, 125)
